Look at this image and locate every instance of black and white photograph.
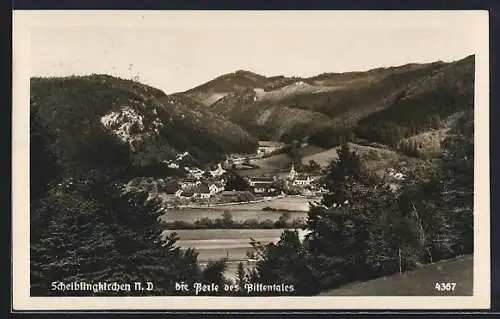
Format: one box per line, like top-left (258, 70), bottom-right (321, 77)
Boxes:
top-left (12, 10), bottom-right (490, 310)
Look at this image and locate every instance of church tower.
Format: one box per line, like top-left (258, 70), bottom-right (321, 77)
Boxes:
top-left (288, 163), bottom-right (297, 180)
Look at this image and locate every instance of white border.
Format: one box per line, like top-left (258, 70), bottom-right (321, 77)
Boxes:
top-left (12, 10), bottom-right (490, 311)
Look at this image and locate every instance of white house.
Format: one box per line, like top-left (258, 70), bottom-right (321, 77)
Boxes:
top-left (168, 162), bottom-right (179, 169)
top-left (293, 176), bottom-right (313, 187)
top-left (209, 183), bottom-right (225, 195)
top-left (176, 151), bottom-right (190, 161)
top-left (180, 180), bottom-right (201, 189)
top-left (193, 184), bottom-right (211, 199)
top-left (246, 177), bottom-right (274, 188)
top-left (185, 167), bottom-right (204, 179)
top-left (199, 193), bottom-right (211, 199)
top-left (256, 141), bottom-right (286, 157)
top-left (210, 163), bottom-right (226, 177)
top-left (386, 168), bottom-right (405, 181)
top-left (175, 189), bottom-right (193, 199)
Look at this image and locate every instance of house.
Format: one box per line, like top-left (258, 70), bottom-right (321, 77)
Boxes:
top-left (245, 176), bottom-right (276, 195)
top-left (180, 180), bottom-right (201, 189)
top-left (175, 189), bottom-right (194, 199)
top-left (221, 190), bottom-right (247, 197)
top-left (256, 141), bottom-right (287, 156)
top-left (386, 168), bottom-right (405, 181)
top-left (184, 167), bottom-right (204, 179)
top-left (253, 186), bottom-right (277, 194)
top-left (174, 189), bottom-right (183, 198)
top-left (246, 176), bottom-right (275, 187)
top-left (176, 151), bottom-right (190, 161)
top-left (209, 183), bottom-right (225, 195)
top-left (193, 184), bottom-right (211, 199)
top-left (293, 174), bottom-right (313, 187)
top-left (287, 164), bottom-right (313, 186)
top-left (210, 163), bottom-right (226, 177)
top-left (168, 162), bottom-right (179, 169)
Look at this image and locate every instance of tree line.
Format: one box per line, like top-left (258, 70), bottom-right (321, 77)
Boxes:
top-left (243, 110), bottom-right (473, 295)
top-left (30, 102), bottom-right (473, 296)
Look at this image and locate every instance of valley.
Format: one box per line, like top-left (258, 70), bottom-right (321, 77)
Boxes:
top-left (30, 53), bottom-right (475, 294)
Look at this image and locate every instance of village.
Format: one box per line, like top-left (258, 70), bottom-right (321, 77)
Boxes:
top-left (124, 139), bottom-right (409, 210)
top-left (125, 141), bottom-right (330, 209)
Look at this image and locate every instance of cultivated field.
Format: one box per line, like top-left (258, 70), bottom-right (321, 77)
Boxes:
top-left (167, 228), bottom-right (285, 262)
top-left (320, 255), bottom-right (473, 296)
top-left (237, 153), bottom-right (292, 177)
top-left (299, 145), bottom-right (326, 157)
top-left (302, 142), bottom-right (403, 175)
top-left (162, 209), bottom-right (308, 223)
top-left (160, 196), bottom-right (315, 223)
top-left (301, 147), bottom-right (339, 167)
top-left (222, 196), bottom-right (318, 211)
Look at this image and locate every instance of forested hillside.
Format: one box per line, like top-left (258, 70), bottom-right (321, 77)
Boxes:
top-left (30, 74), bottom-right (257, 178)
top-left (246, 111), bottom-right (474, 295)
top-left (30, 54), bottom-right (476, 296)
top-left (178, 56), bottom-right (473, 153)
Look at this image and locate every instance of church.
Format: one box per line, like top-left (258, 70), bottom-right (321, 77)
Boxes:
top-left (287, 163), bottom-right (313, 187)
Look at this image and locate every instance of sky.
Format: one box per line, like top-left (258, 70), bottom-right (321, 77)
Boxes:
top-left (29, 11), bottom-right (485, 94)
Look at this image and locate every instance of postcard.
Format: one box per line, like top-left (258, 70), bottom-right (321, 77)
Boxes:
top-left (12, 9), bottom-right (490, 311)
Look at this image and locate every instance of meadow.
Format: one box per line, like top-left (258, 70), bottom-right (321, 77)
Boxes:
top-left (160, 196), bottom-right (315, 223)
top-left (320, 255), bottom-right (473, 296)
top-left (166, 228), bottom-right (285, 262)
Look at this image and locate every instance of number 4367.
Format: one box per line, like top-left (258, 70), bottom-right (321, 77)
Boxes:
top-left (435, 282), bottom-right (456, 291)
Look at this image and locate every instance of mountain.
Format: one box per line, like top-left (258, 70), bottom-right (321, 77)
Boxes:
top-left (183, 70), bottom-right (269, 106)
top-left (30, 74), bottom-right (257, 177)
top-left (177, 56), bottom-right (473, 150)
top-left (30, 55), bottom-right (474, 178)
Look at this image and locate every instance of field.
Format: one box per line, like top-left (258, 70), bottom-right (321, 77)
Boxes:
top-left (167, 229), bottom-right (285, 262)
top-left (301, 147), bottom-right (339, 167)
top-left (298, 145), bottom-right (326, 157)
top-left (160, 196), bottom-right (315, 223)
top-left (162, 197), bottom-right (314, 279)
top-left (221, 196), bottom-right (317, 211)
top-left (238, 153), bottom-right (292, 177)
top-left (302, 142), bottom-right (404, 175)
top-left (237, 145), bottom-right (326, 177)
top-left (320, 255), bottom-right (473, 296)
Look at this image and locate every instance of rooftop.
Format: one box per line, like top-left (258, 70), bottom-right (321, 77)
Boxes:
top-left (248, 176), bottom-right (275, 182)
top-left (258, 140), bottom-right (287, 148)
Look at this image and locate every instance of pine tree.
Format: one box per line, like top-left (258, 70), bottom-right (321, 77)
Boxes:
top-left (225, 172), bottom-right (250, 191)
top-left (201, 258), bottom-right (228, 295)
top-left (439, 110), bottom-right (474, 255)
top-left (30, 105), bottom-right (61, 205)
top-left (321, 142), bottom-right (363, 207)
top-left (31, 178), bottom-right (204, 296)
top-left (235, 262), bottom-right (248, 295)
top-left (305, 143), bottom-right (382, 289)
top-left (248, 230), bottom-right (319, 295)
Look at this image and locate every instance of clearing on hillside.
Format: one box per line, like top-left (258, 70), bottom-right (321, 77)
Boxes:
top-left (301, 142), bottom-right (402, 173)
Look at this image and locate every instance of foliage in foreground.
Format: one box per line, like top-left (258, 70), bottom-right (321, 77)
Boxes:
top-left (30, 108), bottom-right (229, 296)
top-left (248, 111), bottom-right (473, 294)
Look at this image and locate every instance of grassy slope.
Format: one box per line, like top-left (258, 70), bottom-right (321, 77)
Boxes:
top-left (180, 56), bottom-right (473, 154)
top-left (320, 255), bottom-right (473, 296)
top-left (302, 142), bottom-right (403, 175)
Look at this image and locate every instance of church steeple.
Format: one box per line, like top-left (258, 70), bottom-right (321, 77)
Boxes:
top-left (288, 163), bottom-right (296, 180)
